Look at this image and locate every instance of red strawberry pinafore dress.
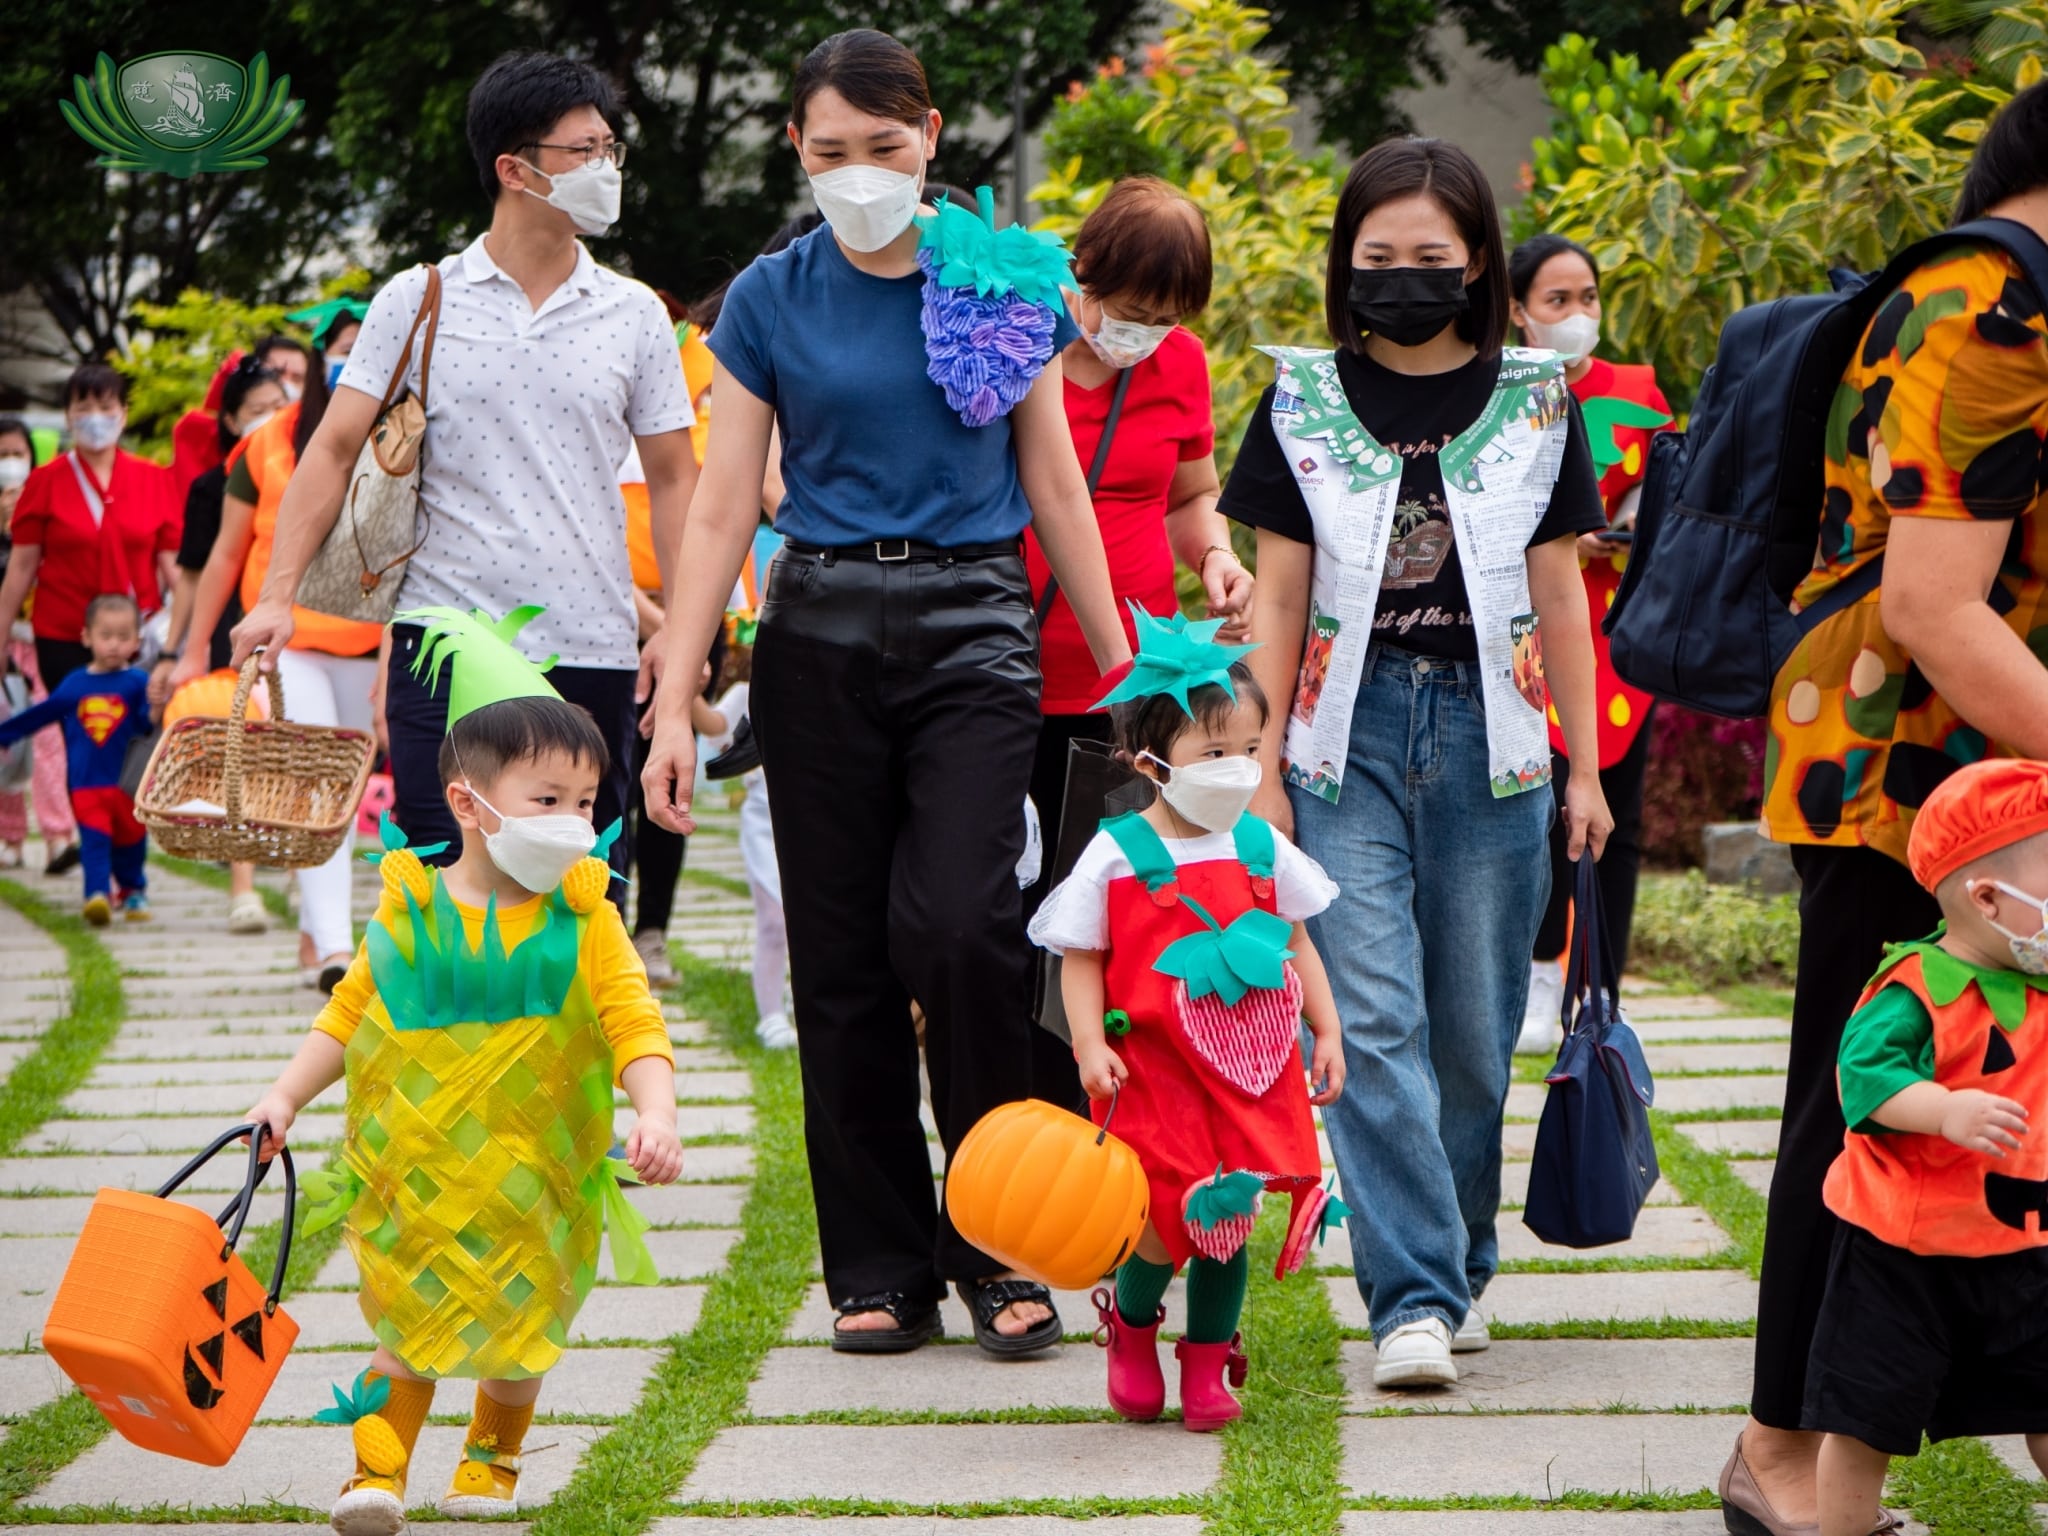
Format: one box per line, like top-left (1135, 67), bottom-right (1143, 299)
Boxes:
top-left (1094, 811), bottom-right (1325, 1268)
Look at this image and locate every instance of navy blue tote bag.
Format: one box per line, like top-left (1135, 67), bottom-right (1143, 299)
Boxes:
top-left (1522, 853), bottom-right (1659, 1249)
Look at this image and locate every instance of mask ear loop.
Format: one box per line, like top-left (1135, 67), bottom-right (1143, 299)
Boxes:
top-left (1967, 877), bottom-right (2048, 943)
top-left (448, 741), bottom-right (500, 832)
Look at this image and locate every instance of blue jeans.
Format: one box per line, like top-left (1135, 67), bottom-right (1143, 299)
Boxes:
top-left (1292, 644), bottom-right (1553, 1340)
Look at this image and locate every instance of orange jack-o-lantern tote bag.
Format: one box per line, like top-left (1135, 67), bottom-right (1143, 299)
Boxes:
top-left (43, 1124), bottom-right (300, 1464)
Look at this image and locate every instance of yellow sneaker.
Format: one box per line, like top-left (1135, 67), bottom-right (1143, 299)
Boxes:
top-left (437, 1443), bottom-right (519, 1519)
top-left (82, 894), bottom-right (111, 927)
top-left (330, 1469), bottom-right (406, 1535)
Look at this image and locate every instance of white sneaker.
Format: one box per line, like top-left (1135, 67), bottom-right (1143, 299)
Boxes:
top-left (1516, 960), bottom-right (1563, 1055)
top-left (1452, 1306), bottom-right (1490, 1353)
top-left (1372, 1317), bottom-right (1457, 1388)
top-left (755, 1010), bottom-right (797, 1050)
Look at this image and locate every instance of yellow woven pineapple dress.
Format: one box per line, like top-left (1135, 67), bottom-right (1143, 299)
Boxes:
top-left (303, 831), bottom-right (673, 1380)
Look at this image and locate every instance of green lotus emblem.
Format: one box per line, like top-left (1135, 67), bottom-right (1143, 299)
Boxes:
top-left (61, 52), bottom-right (302, 178)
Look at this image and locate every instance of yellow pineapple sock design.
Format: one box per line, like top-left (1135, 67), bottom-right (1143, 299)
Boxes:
top-left (448, 1388), bottom-right (534, 1501)
top-left (318, 1369), bottom-right (434, 1483)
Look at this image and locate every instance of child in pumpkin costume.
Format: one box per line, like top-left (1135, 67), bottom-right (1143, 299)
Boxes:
top-left (1029, 609), bottom-right (1347, 1431)
top-left (245, 606), bottom-right (682, 1535)
top-left (1805, 757), bottom-right (2048, 1536)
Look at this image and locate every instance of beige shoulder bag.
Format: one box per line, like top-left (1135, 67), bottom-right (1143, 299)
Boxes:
top-left (295, 265), bottom-right (442, 623)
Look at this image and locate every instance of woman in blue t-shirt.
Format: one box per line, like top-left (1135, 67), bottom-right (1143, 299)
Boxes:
top-left (642, 28), bottom-right (1131, 1358)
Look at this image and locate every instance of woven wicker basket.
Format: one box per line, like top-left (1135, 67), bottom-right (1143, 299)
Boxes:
top-left (135, 656), bottom-right (376, 868)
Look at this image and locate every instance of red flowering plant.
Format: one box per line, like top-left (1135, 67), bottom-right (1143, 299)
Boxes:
top-left (1640, 707), bottom-right (1765, 868)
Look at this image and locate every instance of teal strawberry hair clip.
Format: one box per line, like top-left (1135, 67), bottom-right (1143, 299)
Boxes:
top-left (1094, 603), bottom-right (1258, 716)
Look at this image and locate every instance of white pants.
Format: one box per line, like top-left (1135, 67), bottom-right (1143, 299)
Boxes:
top-left (739, 779), bottom-right (787, 1019)
top-left (276, 648), bottom-right (380, 958)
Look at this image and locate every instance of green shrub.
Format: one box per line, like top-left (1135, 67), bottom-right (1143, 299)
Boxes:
top-left (1631, 870), bottom-right (1798, 989)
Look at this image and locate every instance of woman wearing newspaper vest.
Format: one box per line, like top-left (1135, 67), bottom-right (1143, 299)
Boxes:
top-left (1221, 139), bottom-right (1613, 1389)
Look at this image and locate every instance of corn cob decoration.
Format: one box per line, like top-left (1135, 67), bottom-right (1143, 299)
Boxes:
top-left (313, 1368), bottom-right (407, 1477)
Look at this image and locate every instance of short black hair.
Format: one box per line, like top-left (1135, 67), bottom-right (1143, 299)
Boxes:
top-left (64, 363), bottom-right (127, 408)
top-left (84, 593), bottom-right (140, 630)
top-left (466, 51), bottom-right (622, 202)
top-left (1956, 79), bottom-right (2048, 224)
top-left (1327, 137), bottom-right (1509, 356)
top-left (437, 694), bottom-right (610, 790)
top-left (1110, 660), bottom-right (1269, 768)
top-left (0, 415), bottom-right (38, 466)
top-left (1508, 233), bottom-right (1598, 305)
top-left (253, 333), bottom-right (307, 367)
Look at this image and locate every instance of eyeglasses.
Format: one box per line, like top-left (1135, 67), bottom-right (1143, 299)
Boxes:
top-left (523, 140), bottom-right (627, 171)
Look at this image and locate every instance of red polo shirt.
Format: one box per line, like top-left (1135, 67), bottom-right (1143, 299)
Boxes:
top-left (10, 450), bottom-right (179, 639)
top-left (1026, 327), bottom-right (1218, 714)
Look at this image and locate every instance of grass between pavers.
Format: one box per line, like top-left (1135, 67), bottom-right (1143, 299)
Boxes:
top-left (1648, 1114), bottom-right (1767, 1279)
top-left (681, 866), bottom-right (751, 900)
top-left (523, 952), bottom-right (813, 1536)
top-left (146, 852), bottom-right (293, 924)
top-left (0, 879), bottom-right (126, 1157)
top-left (1887, 1435), bottom-right (2043, 1536)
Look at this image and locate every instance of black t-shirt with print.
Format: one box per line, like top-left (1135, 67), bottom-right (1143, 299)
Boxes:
top-left (1220, 348), bottom-right (1605, 663)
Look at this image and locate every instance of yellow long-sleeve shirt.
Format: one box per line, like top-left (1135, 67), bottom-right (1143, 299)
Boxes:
top-left (313, 883), bottom-right (675, 1083)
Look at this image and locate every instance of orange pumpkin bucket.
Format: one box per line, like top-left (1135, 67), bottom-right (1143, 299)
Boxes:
top-left (43, 1126), bottom-right (300, 1465)
top-left (945, 1090), bottom-right (1150, 1292)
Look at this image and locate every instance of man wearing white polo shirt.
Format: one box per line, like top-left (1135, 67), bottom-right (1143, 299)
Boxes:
top-left (233, 52), bottom-right (696, 886)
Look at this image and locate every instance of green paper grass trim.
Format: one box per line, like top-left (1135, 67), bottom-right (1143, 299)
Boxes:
top-left (916, 185), bottom-right (1073, 309)
top-left (401, 604), bottom-right (562, 727)
top-left (366, 871), bottom-right (582, 1029)
top-left (298, 1166), bottom-right (364, 1235)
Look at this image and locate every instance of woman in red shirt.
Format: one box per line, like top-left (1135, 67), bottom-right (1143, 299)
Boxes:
top-left (1023, 177), bottom-right (1254, 1103)
top-left (0, 364), bottom-right (179, 694)
top-left (1506, 234), bottom-right (1674, 1053)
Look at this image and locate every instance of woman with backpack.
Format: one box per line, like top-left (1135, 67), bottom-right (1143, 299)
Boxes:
top-left (1728, 81), bottom-right (2048, 1536)
top-left (1506, 234), bottom-right (1674, 1055)
top-left (1222, 137), bottom-right (1613, 1389)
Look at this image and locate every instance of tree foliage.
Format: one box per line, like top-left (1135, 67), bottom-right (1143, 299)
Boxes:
top-left (1038, 0), bottom-right (1338, 480)
top-left (1519, 0), bottom-right (2048, 406)
top-left (1, 0), bottom-right (1147, 381)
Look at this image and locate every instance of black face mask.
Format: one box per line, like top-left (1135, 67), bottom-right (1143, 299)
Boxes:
top-left (1347, 265), bottom-right (1470, 347)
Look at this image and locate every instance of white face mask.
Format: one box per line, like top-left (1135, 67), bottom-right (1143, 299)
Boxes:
top-left (236, 410), bottom-right (275, 439)
top-left (521, 157), bottom-right (623, 235)
top-left (1140, 752), bottom-right (1262, 834)
top-left (466, 782), bottom-right (597, 893)
top-left (0, 458), bottom-right (28, 491)
top-left (1972, 878), bottom-right (2048, 974)
top-left (808, 162), bottom-right (925, 253)
top-left (1083, 303), bottom-right (1174, 370)
top-left (71, 412), bottom-right (122, 452)
top-left (280, 381), bottom-right (302, 404)
top-left (1525, 311), bottom-right (1601, 365)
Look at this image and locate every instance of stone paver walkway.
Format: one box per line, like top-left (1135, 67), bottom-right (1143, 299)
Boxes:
top-left (6, 831), bottom-right (2041, 1531)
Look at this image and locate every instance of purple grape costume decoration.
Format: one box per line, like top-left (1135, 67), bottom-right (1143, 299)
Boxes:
top-left (917, 186), bottom-right (1074, 429)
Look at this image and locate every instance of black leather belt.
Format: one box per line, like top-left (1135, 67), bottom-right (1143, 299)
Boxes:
top-left (783, 538), bottom-right (1021, 564)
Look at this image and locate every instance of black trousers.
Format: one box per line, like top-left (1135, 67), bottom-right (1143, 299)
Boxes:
top-left (1535, 712), bottom-right (1654, 968)
top-left (1750, 841), bottom-right (1941, 1429)
top-left (1021, 711), bottom-right (1109, 1112)
top-left (384, 624), bottom-right (634, 906)
top-left (749, 548), bottom-right (1041, 1307)
top-left (628, 627), bottom-right (723, 937)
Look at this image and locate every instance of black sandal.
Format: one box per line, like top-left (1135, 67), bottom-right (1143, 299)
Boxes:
top-left (956, 1278), bottom-right (1063, 1357)
top-left (830, 1291), bottom-right (941, 1355)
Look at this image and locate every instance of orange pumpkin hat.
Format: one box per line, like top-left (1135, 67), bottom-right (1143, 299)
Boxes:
top-left (1907, 758), bottom-right (2048, 892)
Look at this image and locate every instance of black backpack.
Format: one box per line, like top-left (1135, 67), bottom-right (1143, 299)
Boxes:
top-left (1604, 217), bottom-right (2048, 719)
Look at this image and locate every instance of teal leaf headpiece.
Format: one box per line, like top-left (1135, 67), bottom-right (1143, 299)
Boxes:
top-left (401, 605), bottom-right (562, 729)
top-left (917, 187), bottom-right (1073, 309)
top-left (1093, 603), bottom-right (1257, 715)
top-left (285, 296), bottom-right (370, 351)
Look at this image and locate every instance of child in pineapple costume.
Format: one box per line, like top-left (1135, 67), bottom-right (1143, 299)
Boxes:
top-left (1029, 609), bottom-right (1349, 1431)
top-left (245, 606), bottom-right (683, 1535)
top-left (1804, 757), bottom-right (2048, 1536)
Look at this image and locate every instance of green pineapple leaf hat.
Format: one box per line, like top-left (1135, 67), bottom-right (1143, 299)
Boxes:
top-left (1093, 602), bottom-right (1258, 716)
top-left (400, 605), bottom-right (562, 727)
top-left (284, 296), bottom-right (370, 352)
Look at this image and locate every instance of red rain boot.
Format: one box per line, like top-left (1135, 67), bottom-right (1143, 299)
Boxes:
top-left (1175, 1333), bottom-right (1248, 1432)
top-left (1092, 1286), bottom-right (1166, 1422)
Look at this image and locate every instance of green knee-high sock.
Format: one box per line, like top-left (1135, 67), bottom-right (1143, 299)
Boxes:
top-left (1186, 1248), bottom-right (1249, 1343)
top-left (1114, 1254), bottom-right (1175, 1327)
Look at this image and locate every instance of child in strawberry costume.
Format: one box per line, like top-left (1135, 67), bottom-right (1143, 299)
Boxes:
top-left (1030, 609), bottom-right (1347, 1431)
top-left (243, 607), bottom-right (682, 1535)
top-left (1805, 758), bottom-right (2048, 1536)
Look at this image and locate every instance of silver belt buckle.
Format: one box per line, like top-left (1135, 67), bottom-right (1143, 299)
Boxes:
top-left (874, 539), bottom-right (911, 562)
